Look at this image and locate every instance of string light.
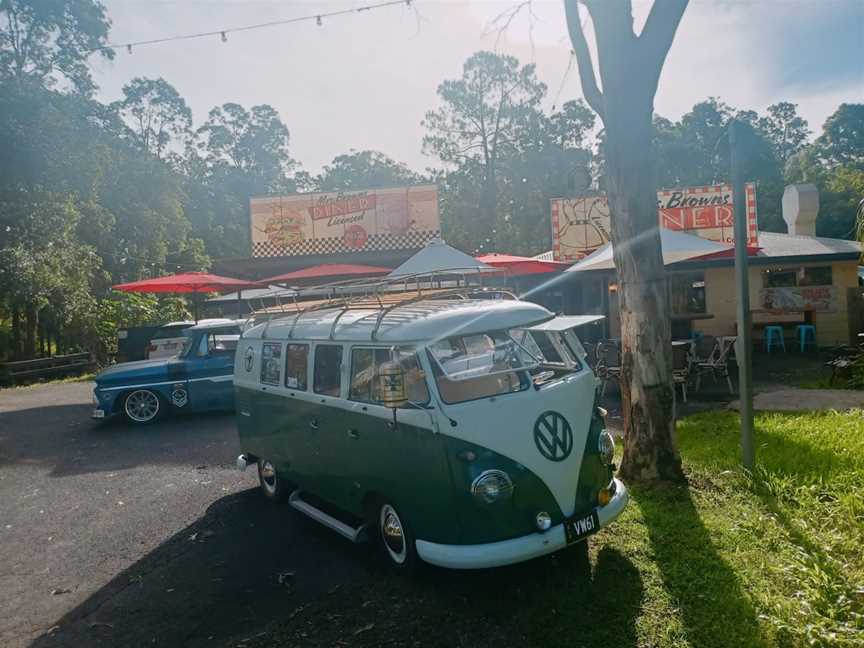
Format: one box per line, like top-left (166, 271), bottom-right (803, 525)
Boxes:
top-left (89, 0), bottom-right (413, 54)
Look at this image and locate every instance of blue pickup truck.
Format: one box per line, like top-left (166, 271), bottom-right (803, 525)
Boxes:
top-left (92, 319), bottom-right (244, 425)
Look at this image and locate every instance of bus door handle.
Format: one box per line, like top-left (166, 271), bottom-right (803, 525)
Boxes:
top-left (309, 419), bottom-right (319, 430)
top-left (347, 428), bottom-right (359, 440)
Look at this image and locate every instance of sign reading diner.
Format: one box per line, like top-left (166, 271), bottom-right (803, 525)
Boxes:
top-left (551, 183), bottom-right (758, 262)
top-left (250, 185), bottom-right (440, 257)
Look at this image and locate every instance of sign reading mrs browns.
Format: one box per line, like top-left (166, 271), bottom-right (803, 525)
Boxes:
top-left (551, 183), bottom-right (758, 262)
top-left (250, 185), bottom-right (440, 258)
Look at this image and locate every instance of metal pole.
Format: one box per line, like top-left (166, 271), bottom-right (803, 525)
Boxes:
top-left (730, 121), bottom-right (755, 471)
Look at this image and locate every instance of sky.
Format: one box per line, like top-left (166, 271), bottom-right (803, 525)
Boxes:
top-left (92, 0), bottom-right (864, 175)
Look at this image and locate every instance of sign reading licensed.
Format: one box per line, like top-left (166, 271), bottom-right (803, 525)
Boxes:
top-left (551, 183), bottom-right (758, 262)
top-left (250, 185), bottom-right (440, 258)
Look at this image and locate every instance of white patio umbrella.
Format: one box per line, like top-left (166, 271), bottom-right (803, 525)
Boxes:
top-left (388, 239), bottom-right (495, 278)
top-left (566, 228), bottom-right (732, 273)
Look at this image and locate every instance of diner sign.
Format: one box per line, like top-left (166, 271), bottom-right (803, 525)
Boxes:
top-left (551, 183), bottom-right (758, 262)
top-left (250, 185), bottom-right (440, 257)
top-left (759, 286), bottom-right (837, 313)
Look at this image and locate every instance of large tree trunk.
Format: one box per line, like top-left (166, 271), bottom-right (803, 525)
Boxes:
top-left (605, 98), bottom-right (682, 482)
top-left (566, 0), bottom-right (687, 482)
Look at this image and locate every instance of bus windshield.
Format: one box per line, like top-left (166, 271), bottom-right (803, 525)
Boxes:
top-left (427, 331), bottom-right (537, 404)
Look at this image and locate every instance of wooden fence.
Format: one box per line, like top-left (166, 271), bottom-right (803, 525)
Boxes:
top-left (0, 353), bottom-right (95, 386)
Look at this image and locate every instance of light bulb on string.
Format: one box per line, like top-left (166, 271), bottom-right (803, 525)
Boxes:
top-left (126, 44), bottom-right (132, 54)
top-left (220, 31), bottom-right (227, 42)
top-left (316, 15), bottom-right (322, 26)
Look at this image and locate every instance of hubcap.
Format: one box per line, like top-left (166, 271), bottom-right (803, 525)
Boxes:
top-left (260, 461), bottom-right (277, 495)
top-left (125, 390), bottom-right (159, 422)
top-left (380, 504), bottom-right (407, 564)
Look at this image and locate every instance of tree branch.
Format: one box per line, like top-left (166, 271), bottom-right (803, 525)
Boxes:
top-left (563, 0), bottom-right (604, 119)
top-left (638, 0), bottom-right (689, 94)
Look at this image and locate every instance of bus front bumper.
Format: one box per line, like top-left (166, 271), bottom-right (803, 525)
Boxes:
top-left (415, 478), bottom-right (629, 570)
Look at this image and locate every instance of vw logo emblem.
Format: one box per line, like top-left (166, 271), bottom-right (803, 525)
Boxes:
top-left (244, 346), bottom-right (255, 372)
top-left (533, 411), bottom-right (573, 462)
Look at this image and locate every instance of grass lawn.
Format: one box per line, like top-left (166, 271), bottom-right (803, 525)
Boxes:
top-left (250, 409), bottom-right (864, 648)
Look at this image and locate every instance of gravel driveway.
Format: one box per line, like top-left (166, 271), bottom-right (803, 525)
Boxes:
top-left (0, 381), bottom-right (376, 648)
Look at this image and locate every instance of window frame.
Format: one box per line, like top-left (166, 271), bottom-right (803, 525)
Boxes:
top-left (426, 332), bottom-right (531, 406)
top-left (260, 341), bottom-right (283, 386)
top-left (284, 343), bottom-right (309, 391)
top-left (348, 346), bottom-right (431, 407)
top-left (313, 343), bottom-right (344, 397)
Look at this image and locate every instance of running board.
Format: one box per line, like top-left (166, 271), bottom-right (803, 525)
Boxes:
top-left (288, 491), bottom-right (368, 543)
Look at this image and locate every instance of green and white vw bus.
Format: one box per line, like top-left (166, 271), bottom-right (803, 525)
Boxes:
top-left (234, 291), bottom-right (628, 570)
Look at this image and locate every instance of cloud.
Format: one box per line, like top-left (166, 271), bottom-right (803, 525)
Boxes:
top-left (92, 0), bottom-right (863, 173)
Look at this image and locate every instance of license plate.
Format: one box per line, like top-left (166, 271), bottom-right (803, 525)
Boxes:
top-left (564, 510), bottom-right (600, 544)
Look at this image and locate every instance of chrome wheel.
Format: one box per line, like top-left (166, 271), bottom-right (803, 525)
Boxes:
top-left (124, 389), bottom-right (160, 423)
top-left (380, 504), bottom-right (407, 565)
top-left (259, 460), bottom-right (278, 497)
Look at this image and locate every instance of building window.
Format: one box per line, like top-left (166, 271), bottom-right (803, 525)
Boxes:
top-left (765, 266), bottom-right (833, 288)
top-left (670, 272), bottom-right (706, 314)
top-left (285, 344), bottom-right (308, 390)
top-left (260, 342), bottom-right (282, 385)
top-left (313, 345), bottom-right (342, 396)
top-left (799, 266), bottom-right (833, 286)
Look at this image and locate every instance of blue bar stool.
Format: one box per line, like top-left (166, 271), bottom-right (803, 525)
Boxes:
top-left (764, 325), bottom-right (785, 352)
top-left (796, 324), bottom-right (816, 352)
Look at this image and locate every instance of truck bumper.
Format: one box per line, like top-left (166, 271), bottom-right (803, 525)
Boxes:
top-left (415, 478), bottom-right (629, 570)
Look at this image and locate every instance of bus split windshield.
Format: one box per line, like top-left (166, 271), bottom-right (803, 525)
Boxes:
top-left (427, 331), bottom-right (539, 404)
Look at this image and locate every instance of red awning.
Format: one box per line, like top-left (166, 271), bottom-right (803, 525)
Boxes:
top-left (475, 253), bottom-right (570, 276)
top-left (112, 271), bottom-right (259, 294)
top-left (261, 263), bottom-right (391, 284)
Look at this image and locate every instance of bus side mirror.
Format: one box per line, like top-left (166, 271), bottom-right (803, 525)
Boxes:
top-left (379, 361), bottom-right (408, 410)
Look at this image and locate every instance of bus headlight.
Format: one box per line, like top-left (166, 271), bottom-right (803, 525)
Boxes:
top-left (471, 470), bottom-right (514, 504)
top-left (598, 431), bottom-right (615, 465)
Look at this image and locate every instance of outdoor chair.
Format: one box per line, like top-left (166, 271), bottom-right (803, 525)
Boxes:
top-left (671, 343), bottom-right (691, 403)
top-left (594, 341), bottom-right (622, 399)
top-left (694, 336), bottom-right (736, 394)
top-left (693, 334), bottom-right (717, 364)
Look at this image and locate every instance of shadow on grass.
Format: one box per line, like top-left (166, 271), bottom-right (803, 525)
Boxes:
top-left (633, 480), bottom-right (767, 648)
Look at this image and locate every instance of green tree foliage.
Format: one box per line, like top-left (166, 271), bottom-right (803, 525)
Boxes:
top-left (423, 51), bottom-right (594, 255)
top-left (186, 102), bottom-right (297, 257)
top-left (112, 77), bottom-right (192, 160)
top-left (0, 190), bottom-right (99, 359)
top-left (316, 150), bottom-right (422, 191)
top-left (0, 0), bottom-right (113, 95)
top-left (786, 104), bottom-right (864, 239)
top-left (652, 98), bottom-right (793, 232)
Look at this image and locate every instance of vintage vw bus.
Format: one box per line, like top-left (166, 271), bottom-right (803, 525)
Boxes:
top-left (234, 293), bottom-right (628, 570)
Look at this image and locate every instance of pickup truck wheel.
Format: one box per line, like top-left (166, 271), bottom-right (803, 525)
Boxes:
top-left (258, 460), bottom-right (286, 501)
top-left (378, 502), bottom-right (419, 573)
top-left (123, 389), bottom-right (162, 425)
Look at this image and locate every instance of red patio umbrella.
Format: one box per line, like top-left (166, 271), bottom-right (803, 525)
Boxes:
top-left (475, 253), bottom-right (570, 276)
top-left (112, 271), bottom-right (260, 321)
top-left (261, 263), bottom-right (391, 284)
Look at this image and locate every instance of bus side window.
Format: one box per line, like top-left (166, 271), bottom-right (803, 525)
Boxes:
top-left (349, 347), bottom-right (429, 406)
top-left (260, 342), bottom-right (282, 386)
top-left (314, 345), bottom-right (343, 396)
top-left (285, 343), bottom-right (309, 390)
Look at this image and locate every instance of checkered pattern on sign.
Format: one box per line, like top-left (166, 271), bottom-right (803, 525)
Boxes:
top-left (252, 230), bottom-right (441, 258)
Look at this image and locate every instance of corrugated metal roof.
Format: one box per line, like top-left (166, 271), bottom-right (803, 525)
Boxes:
top-left (755, 232), bottom-right (862, 258)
